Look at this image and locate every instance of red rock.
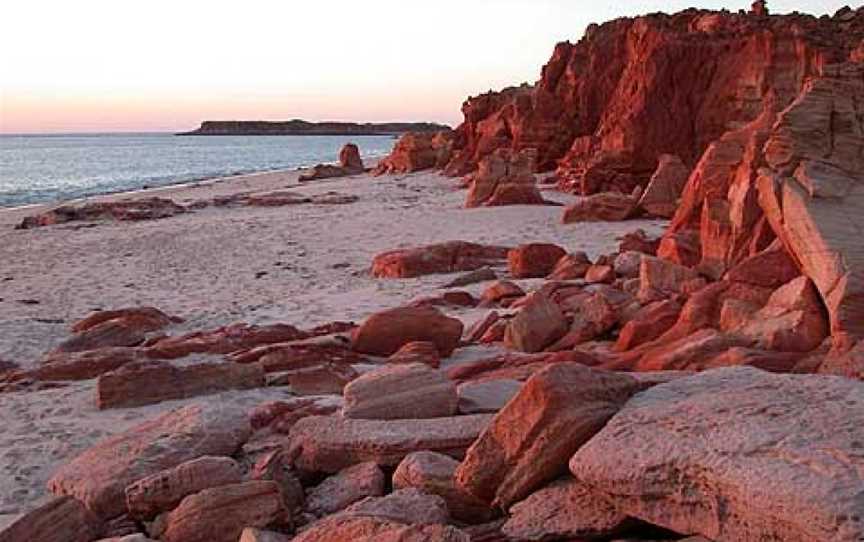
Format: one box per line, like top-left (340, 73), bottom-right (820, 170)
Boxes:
top-left (249, 397), bottom-right (340, 433)
top-left (507, 243), bottom-right (567, 278)
top-left (48, 404), bottom-right (251, 518)
top-left (454, 363), bottom-right (640, 509)
top-left (373, 131), bottom-right (454, 175)
top-left (291, 516), bottom-right (469, 542)
top-left (480, 280), bottom-right (525, 304)
top-left (157, 481), bottom-right (286, 542)
top-left (465, 148), bottom-right (545, 207)
top-left (393, 451), bottom-right (494, 523)
top-left (503, 292), bottom-right (568, 353)
top-left (702, 347), bottom-right (805, 373)
top-left (273, 363), bottom-right (359, 395)
top-left (388, 341), bottom-right (441, 368)
top-left (570, 367), bottom-right (864, 542)
top-left (479, 320), bottom-right (508, 343)
top-left (16, 197), bottom-right (186, 229)
top-left (502, 477), bottom-right (632, 540)
top-left (231, 342), bottom-right (368, 372)
top-left (614, 300), bottom-right (681, 351)
top-left (618, 229), bottom-right (660, 255)
top-left (0, 496), bottom-right (102, 542)
top-left (339, 488), bottom-right (450, 525)
top-left (464, 311), bottom-right (501, 344)
top-left (634, 328), bottom-right (751, 371)
top-left (819, 340), bottom-right (864, 379)
top-left (547, 252), bottom-right (592, 280)
top-left (96, 360), bottom-right (265, 409)
top-left (299, 164), bottom-right (354, 182)
top-left (637, 154), bottom-right (689, 218)
top-left (51, 320), bottom-right (149, 355)
top-left (146, 323), bottom-right (308, 359)
top-left (372, 241), bottom-right (509, 279)
top-left (445, 351), bottom-right (601, 383)
top-left (548, 292), bottom-right (618, 349)
top-left (124, 456), bottom-right (243, 520)
top-left (724, 245), bottom-right (799, 289)
top-left (561, 191), bottom-right (639, 223)
top-left (287, 413), bottom-right (493, 473)
top-left (306, 462), bottom-right (385, 516)
top-left (584, 264), bottom-right (615, 284)
top-left (637, 255), bottom-right (700, 303)
top-left (656, 230), bottom-right (701, 267)
top-left (342, 363), bottom-right (457, 420)
top-left (736, 276), bottom-right (830, 352)
top-left (71, 307), bottom-right (181, 334)
top-left (29, 347), bottom-right (147, 381)
top-left (351, 306), bottom-right (463, 357)
top-left (239, 529), bottom-right (290, 542)
top-left (339, 143), bottom-right (365, 172)
top-left (248, 450), bottom-right (306, 515)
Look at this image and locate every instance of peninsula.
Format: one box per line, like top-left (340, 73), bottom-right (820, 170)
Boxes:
top-left (178, 119), bottom-right (449, 136)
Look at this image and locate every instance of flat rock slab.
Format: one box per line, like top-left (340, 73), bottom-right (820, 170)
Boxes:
top-left (97, 360), bottom-right (265, 409)
top-left (342, 363), bottom-right (457, 420)
top-left (0, 496), bottom-right (102, 542)
top-left (287, 414), bottom-right (493, 473)
top-left (570, 366), bottom-right (864, 542)
top-left (48, 404), bottom-right (251, 519)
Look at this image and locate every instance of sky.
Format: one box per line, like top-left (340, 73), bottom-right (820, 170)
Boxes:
top-left (0, 0), bottom-right (851, 134)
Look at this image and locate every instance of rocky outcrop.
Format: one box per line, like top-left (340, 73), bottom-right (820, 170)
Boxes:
top-left (373, 131), bottom-right (454, 175)
top-left (570, 367), bottom-right (864, 542)
top-left (464, 148), bottom-right (545, 207)
top-left (371, 241), bottom-right (508, 278)
top-left (48, 404), bottom-right (251, 518)
top-left (502, 292), bottom-right (568, 353)
top-left (299, 143), bottom-right (366, 181)
top-left (291, 516), bottom-right (469, 542)
top-left (561, 191), bottom-right (640, 223)
top-left (507, 243), bottom-right (567, 278)
top-left (637, 154), bottom-right (689, 218)
top-left (455, 364), bottom-right (640, 509)
top-left (306, 462), bottom-right (386, 517)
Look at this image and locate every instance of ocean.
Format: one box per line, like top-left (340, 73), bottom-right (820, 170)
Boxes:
top-left (0, 133), bottom-right (396, 208)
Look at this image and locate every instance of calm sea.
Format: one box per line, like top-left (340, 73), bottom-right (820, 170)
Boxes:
top-left (0, 133), bottom-right (396, 208)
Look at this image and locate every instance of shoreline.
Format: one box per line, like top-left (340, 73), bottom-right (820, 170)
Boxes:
top-left (0, 154), bottom-right (387, 215)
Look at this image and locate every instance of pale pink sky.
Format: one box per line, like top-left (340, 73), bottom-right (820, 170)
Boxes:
top-left (0, 0), bottom-right (850, 133)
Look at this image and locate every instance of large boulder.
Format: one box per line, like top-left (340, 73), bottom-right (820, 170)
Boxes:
top-left (465, 148), bottom-right (545, 207)
top-left (351, 306), bottom-right (463, 357)
top-left (306, 462), bottom-right (386, 516)
top-left (561, 191), bottom-right (640, 223)
top-left (455, 363), bottom-right (641, 509)
top-left (342, 363), bottom-right (457, 420)
top-left (507, 243), bottom-right (567, 278)
top-left (503, 292), bottom-right (568, 353)
top-left (96, 360), bottom-right (265, 409)
top-left (373, 131), bottom-right (454, 175)
top-left (637, 154), bottom-right (689, 218)
top-left (371, 241), bottom-right (508, 279)
top-left (0, 496), bottom-right (102, 542)
top-left (157, 481), bottom-right (286, 542)
top-left (570, 367), bottom-right (864, 542)
top-left (502, 477), bottom-right (632, 541)
top-left (287, 414), bottom-right (493, 473)
top-left (48, 404), bottom-right (251, 518)
top-left (125, 456), bottom-right (243, 520)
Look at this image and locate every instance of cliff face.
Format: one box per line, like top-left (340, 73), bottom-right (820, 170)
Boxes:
top-left (445, 8), bottom-right (863, 195)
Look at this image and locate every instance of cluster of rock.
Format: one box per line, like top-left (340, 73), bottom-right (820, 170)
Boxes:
top-left (298, 143), bottom-right (366, 181)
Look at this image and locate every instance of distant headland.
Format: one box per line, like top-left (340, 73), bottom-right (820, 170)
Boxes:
top-left (178, 120), bottom-right (450, 136)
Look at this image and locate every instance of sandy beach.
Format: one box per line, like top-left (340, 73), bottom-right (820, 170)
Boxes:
top-left (0, 166), bottom-right (665, 529)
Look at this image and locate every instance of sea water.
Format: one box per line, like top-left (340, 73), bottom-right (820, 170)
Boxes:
top-left (0, 133), bottom-right (396, 208)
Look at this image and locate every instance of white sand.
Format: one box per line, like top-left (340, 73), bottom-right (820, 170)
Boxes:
top-left (0, 168), bottom-right (666, 528)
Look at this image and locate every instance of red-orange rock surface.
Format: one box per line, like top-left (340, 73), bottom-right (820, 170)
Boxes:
top-left (373, 131), bottom-right (454, 175)
top-left (351, 306), bottom-right (463, 357)
top-left (507, 243), bottom-right (567, 278)
top-left (465, 148), bottom-right (545, 207)
top-left (372, 241), bottom-right (508, 279)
